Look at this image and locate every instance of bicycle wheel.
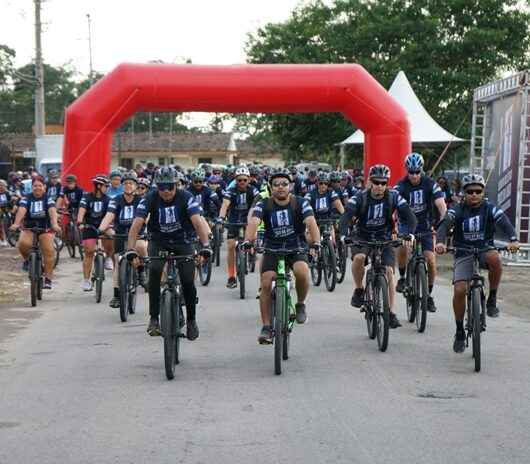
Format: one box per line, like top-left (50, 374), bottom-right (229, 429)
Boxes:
top-left (248, 252), bottom-right (256, 273)
top-left (36, 256), bottom-right (43, 301)
top-left (198, 255), bottom-right (212, 286)
top-left (336, 241), bottom-right (347, 284)
top-left (415, 263), bottom-right (428, 333)
top-left (374, 275), bottom-right (390, 352)
top-left (94, 253), bottom-right (104, 303)
top-left (160, 289), bottom-right (177, 380)
top-left (53, 236), bottom-right (61, 268)
top-left (405, 263), bottom-right (415, 323)
top-left (7, 227), bottom-right (19, 247)
top-left (237, 249), bottom-right (246, 299)
top-left (471, 287), bottom-right (482, 372)
top-left (364, 280), bottom-right (376, 339)
top-left (29, 253), bottom-right (38, 307)
top-left (322, 241), bottom-right (337, 292)
top-left (310, 255), bottom-right (322, 286)
top-left (118, 259), bottom-right (129, 322)
top-left (273, 286), bottom-right (284, 375)
top-left (66, 224), bottom-right (76, 258)
top-left (128, 265), bottom-right (138, 314)
top-left (213, 227), bottom-right (221, 267)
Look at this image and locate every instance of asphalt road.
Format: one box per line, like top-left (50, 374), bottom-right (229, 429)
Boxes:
top-left (1, 251), bottom-right (530, 464)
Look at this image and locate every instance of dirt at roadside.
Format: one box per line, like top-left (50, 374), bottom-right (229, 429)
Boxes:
top-left (0, 247), bottom-right (26, 307)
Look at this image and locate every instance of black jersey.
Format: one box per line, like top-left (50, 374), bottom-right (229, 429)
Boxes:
top-left (59, 186), bottom-right (84, 210)
top-left (19, 193), bottom-right (55, 229)
top-left (79, 192), bottom-right (110, 228)
top-left (107, 194), bottom-right (143, 234)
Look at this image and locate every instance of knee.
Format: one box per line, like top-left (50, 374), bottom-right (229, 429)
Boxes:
top-left (261, 274), bottom-right (274, 291)
top-left (454, 282), bottom-right (467, 297)
top-left (353, 255), bottom-right (365, 266)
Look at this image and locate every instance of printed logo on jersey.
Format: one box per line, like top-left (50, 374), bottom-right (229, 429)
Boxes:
top-left (120, 205), bottom-right (135, 224)
top-left (271, 208), bottom-right (294, 238)
top-left (316, 196), bottom-right (329, 212)
top-left (235, 192), bottom-right (248, 210)
top-left (93, 201), bottom-right (103, 214)
top-left (410, 189), bottom-right (426, 213)
top-left (30, 200), bottom-right (45, 218)
top-left (159, 206), bottom-right (182, 233)
top-left (0, 193), bottom-right (8, 206)
top-left (366, 203), bottom-right (386, 227)
top-left (462, 215), bottom-right (484, 241)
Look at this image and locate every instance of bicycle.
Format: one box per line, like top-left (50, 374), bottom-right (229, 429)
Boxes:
top-left (347, 237), bottom-right (403, 352)
top-left (262, 247), bottom-right (303, 375)
top-left (145, 252), bottom-right (193, 380)
top-left (211, 221), bottom-right (223, 267)
top-left (194, 238), bottom-right (212, 286)
top-left (310, 219), bottom-right (337, 292)
top-left (226, 222), bottom-right (248, 299)
top-left (403, 231), bottom-right (432, 333)
top-left (83, 225), bottom-right (108, 303)
top-left (115, 234), bottom-right (138, 323)
top-left (0, 209), bottom-right (14, 245)
top-left (62, 208), bottom-right (83, 259)
top-left (27, 227), bottom-right (46, 307)
top-left (447, 245), bottom-right (508, 372)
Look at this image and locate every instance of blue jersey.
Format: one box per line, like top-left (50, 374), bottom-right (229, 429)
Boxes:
top-left (46, 182), bottom-right (61, 202)
top-left (394, 175), bottom-right (444, 230)
top-left (107, 184), bottom-right (124, 199)
top-left (107, 194), bottom-right (143, 234)
top-left (187, 185), bottom-right (218, 218)
top-left (223, 185), bottom-right (259, 223)
top-left (79, 193), bottom-right (110, 228)
top-left (59, 186), bottom-right (84, 210)
top-left (19, 193), bottom-right (55, 229)
top-left (305, 189), bottom-right (339, 220)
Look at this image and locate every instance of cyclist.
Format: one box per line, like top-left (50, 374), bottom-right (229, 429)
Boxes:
top-left (329, 171), bottom-right (349, 206)
top-left (57, 174), bottom-right (84, 237)
top-left (46, 170), bottom-right (62, 202)
top-left (435, 174), bottom-right (520, 352)
top-left (188, 168), bottom-right (219, 218)
top-left (9, 175), bottom-right (61, 289)
top-left (302, 168), bottom-right (318, 194)
top-left (126, 167), bottom-right (211, 339)
top-left (0, 179), bottom-right (13, 246)
top-left (339, 164), bottom-right (417, 329)
top-left (206, 175), bottom-right (224, 216)
top-left (98, 171), bottom-right (148, 308)
top-left (107, 170), bottom-right (124, 199)
top-left (78, 174), bottom-right (114, 291)
top-left (218, 166), bottom-right (260, 288)
top-left (244, 168), bottom-right (321, 343)
top-left (290, 166), bottom-right (304, 196)
top-left (394, 153), bottom-right (447, 312)
top-left (249, 165), bottom-right (263, 190)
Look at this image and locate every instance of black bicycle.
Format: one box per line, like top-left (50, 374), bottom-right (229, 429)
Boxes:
top-left (115, 234), bottom-right (138, 323)
top-left (403, 231), bottom-right (432, 333)
top-left (27, 227), bottom-right (46, 307)
top-left (83, 225), bottom-right (107, 303)
top-left (193, 239), bottom-right (212, 286)
top-left (447, 245), bottom-right (508, 372)
top-left (348, 237), bottom-right (403, 352)
top-left (310, 219), bottom-right (337, 291)
top-left (63, 208), bottom-right (84, 259)
top-left (212, 222), bottom-right (223, 267)
top-left (226, 222), bottom-right (248, 299)
top-left (146, 252), bottom-right (192, 380)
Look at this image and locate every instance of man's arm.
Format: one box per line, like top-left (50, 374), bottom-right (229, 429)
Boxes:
top-left (127, 217), bottom-right (145, 250)
top-left (436, 209), bottom-right (456, 244)
top-left (434, 197), bottom-right (447, 222)
top-left (332, 198), bottom-right (344, 215)
top-left (245, 216), bottom-right (260, 242)
top-left (191, 214), bottom-right (210, 246)
top-left (304, 216), bottom-right (321, 244)
top-left (218, 198), bottom-right (231, 219)
top-left (98, 211), bottom-right (116, 233)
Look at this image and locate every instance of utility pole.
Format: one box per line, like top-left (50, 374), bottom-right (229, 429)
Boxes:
top-left (34, 0), bottom-right (45, 137)
top-left (86, 14), bottom-right (94, 84)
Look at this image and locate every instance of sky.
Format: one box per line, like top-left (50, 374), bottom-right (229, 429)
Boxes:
top-left (1, 0), bottom-right (313, 129)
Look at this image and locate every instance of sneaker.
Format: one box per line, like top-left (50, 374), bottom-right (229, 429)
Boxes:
top-left (81, 279), bottom-right (93, 291)
top-left (43, 277), bottom-right (52, 290)
top-left (22, 260), bottom-right (29, 272)
top-left (350, 288), bottom-right (364, 308)
top-left (256, 287), bottom-right (261, 299)
top-left (147, 317), bottom-right (161, 336)
top-left (427, 296), bottom-right (437, 313)
top-left (389, 312), bottom-right (401, 329)
top-left (258, 325), bottom-right (273, 345)
top-left (453, 330), bottom-right (466, 353)
top-left (109, 296), bottom-right (120, 308)
top-left (186, 320), bottom-right (199, 340)
top-left (295, 303), bottom-right (307, 324)
top-left (486, 299), bottom-right (499, 318)
top-left (226, 277), bottom-right (237, 289)
top-left (0, 240), bottom-right (7, 247)
top-left (396, 278), bottom-right (406, 293)
top-left (104, 257), bottom-right (114, 271)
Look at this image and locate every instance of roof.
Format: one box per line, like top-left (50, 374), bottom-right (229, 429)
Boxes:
top-left (112, 132), bottom-right (235, 152)
top-left (339, 71), bottom-right (466, 145)
top-left (0, 133), bottom-right (35, 152)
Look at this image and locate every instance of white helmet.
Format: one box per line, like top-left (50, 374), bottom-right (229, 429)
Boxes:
top-left (234, 166), bottom-right (250, 178)
top-left (462, 174), bottom-right (485, 189)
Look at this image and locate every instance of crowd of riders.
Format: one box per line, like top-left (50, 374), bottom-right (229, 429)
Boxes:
top-left (0, 154), bottom-right (520, 352)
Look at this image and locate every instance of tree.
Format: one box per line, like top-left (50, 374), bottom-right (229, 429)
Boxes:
top-left (243, 0), bottom-right (530, 163)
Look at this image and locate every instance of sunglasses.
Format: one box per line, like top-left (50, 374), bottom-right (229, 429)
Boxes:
top-left (272, 181), bottom-right (289, 188)
top-left (138, 186), bottom-right (147, 190)
top-left (371, 179), bottom-right (387, 186)
top-left (237, 178), bottom-right (249, 183)
top-left (158, 183), bottom-right (175, 191)
top-left (193, 180), bottom-right (204, 184)
top-left (318, 182), bottom-right (329, 186)
top-left (465, 189), bottom-right (483, 195)
top-left (408, 171), bottom-right (421, 175)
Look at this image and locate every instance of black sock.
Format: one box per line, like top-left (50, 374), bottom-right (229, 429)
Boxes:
top-left (429, 284), bottom-right (433, 294)
top-left (488, 289), bottom-right (497, 301)
top-left (456, 320), bottom-right (464, 333)
top-left (114, 287), bottom-right (119, 297)
top-left (399, 267), bottom-right (405, 278)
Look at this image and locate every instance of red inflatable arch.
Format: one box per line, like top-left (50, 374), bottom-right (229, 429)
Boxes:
top-left (62, 63), bottom-right (410, 189)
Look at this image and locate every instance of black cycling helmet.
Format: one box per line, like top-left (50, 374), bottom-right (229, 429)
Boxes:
top-left (122, 171), bottom-right (138, 183)
top-left (329, 171), bottom-right (341, 182)
top-left (368, 164), bottom-right (391, 180)
top-left (249, 165), bottom-right (260, 176)
top-left (269, 168), bottom-right (291, 184)
top-left (308, 169), bottom-right (318, 177)
top-left (154, 166), bottom-right (177, 184)
top-left (92, 174), bottom-right (110, 186)
top-left (317, 171), bottom-right (330, 183)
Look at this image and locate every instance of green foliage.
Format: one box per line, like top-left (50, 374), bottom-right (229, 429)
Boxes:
top-left (243, 0), bottom-right (530, 164)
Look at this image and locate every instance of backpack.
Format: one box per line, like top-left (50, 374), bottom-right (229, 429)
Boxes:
top-left (263, 195), bottom-right (305, 235)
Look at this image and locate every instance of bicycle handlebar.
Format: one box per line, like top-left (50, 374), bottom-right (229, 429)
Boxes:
top-left (224, 222), bottom-right (247, 228)
top-left (261, 247), bottom-right (308, 255)
top-left (446, 245), bottom-right (509, 254)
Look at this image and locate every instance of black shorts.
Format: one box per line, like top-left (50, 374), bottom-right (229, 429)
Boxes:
top-left (351, 245), bottom-right (395, 268)
top-left (226, 225), bottom-right (246, 240)
top-left (81, 227), bottom-right (99, 241)
top-left (261, 252), bottom-right (308, 274)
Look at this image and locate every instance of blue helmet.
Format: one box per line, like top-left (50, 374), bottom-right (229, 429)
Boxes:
top-left (405, 152), bottom-right (424, 172)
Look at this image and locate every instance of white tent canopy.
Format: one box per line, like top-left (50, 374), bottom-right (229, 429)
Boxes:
top-left (339, 71), bottom-right (466, 145)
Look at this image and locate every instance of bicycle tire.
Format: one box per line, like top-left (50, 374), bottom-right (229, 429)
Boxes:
top-left (336, 241), bottom-right (347, 284)
top-left (415, 263), bottom-right (428, 333)
top-left (405, 263), bottom-right (415, 323)
top-left (160, 289), bottom-right (177, 380)
top-left (37, 256), bottom-right (43, 301)
top-left (29, 253), bottom-right (38, 307)
top-left (53, 237), bottom-right (61, 268)
top-left (94, 254), bottom-right (104, 303)
top-left (273, 286), bottom-right (284, 375)
top-left (198, 256), bottom-right (212, 286)
top-left (322, 241), bottom-right (337, 292)
top-left (364, 279), bottom-right (376, 339)
top-left (213, 227), bottom-right (221, 267)
top-left (118, 259), bottom-right (129, 322)
top-left (7, 228), bottom-right (19, 247)
top-left (375, 275), bottom-right (390, 352)
top-left (248, 252), bottom-right (256, 273)
top-left (310, 256), bottom-right (322, 286)
top-left (128, 265), bottom-right (137, 314)
top-left (66, 224), bottom-right (76, 258)
top-left (237, 249), bottom-right (246, 299)
top-left (471, 287), bottom-right (482, 372)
